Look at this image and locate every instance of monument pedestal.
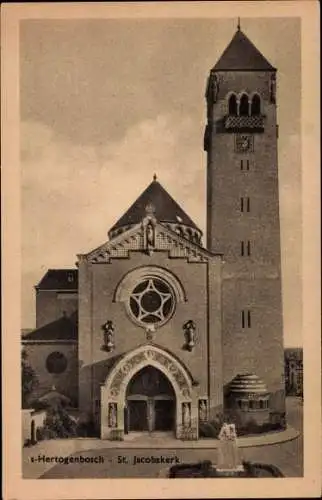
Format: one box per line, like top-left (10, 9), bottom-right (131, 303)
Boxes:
top-left (217, 422), bottom-right (243, 475)
top-left (215, 465), bottom-right (245, 477)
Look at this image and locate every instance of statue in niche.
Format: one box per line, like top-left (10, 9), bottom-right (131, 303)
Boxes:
top-left (102, 320), bottom-right (115, 352)
top-left (212, 74), bottom-right (220, 102)
top-left (108, 403), bottom-right (117, 428)
top-left (145, 221), bottom-right (155, 255)
top-left (182, 402), bottom-right (191, 427)
top-left (183, 320), bottom-right (196, 351)
top-left (199, 400), bottom-right (208, 422)
top-left (270, 73), bottom-right (276, 103)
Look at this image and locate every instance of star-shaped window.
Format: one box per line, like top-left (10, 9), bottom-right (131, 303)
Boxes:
top-left (129, 278), bottom-right (175, 326)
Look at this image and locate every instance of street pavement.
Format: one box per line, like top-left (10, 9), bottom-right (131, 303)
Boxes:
top-left (30, 397), bottom-right (303, 479)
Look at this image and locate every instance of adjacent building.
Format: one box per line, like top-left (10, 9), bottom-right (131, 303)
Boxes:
top-left (284, 348), bottom-right (303, 397)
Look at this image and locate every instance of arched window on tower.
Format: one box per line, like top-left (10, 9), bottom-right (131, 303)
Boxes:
top-left (228, 94), bottom-right (238, 115)
top-left (251, 94), bottom-right (261, 115)
top-left (239, 93), bottom-right (249, 116)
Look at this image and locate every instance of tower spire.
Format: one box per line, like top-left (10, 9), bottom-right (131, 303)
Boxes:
top-left (237, 17), bottom-right (241, 31)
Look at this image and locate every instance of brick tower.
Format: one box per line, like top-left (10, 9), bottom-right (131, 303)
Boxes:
top-left (204, 25), bottom-right (285, 419)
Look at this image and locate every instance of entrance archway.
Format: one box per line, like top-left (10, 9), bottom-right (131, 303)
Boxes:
top-left (125, 365), bottom-right (175, 433)
top-left (101, 344), bottom-right (198, 440)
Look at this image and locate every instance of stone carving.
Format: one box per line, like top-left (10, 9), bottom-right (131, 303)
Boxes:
top-left (109, 352), bottom-right (146, 396)
top-left (217, 423), bottom-right (243, 472)
top-left (101, 321), bottom-right (115, 352)
top-left (90, 250), bottom-right (110, 263)
top-left (150, 350), bottom-right (191, 397)
top-left (199, 399), bottom-right (208, 422)
top-left (144, 221), bottom-right (155, 255)
top-left (108, 349), bottom-right (191, 398)
top-left (145, 325), bottom-right (155, 342)
top-left (89, 227), bottom-right (207, 263)
top-left (87, 221), bottom-right (207, 264)
top-left (108, 403), bottom-right (117, 428)
top-left (183, 320), bottom-right (196, 351)
top-left (146, 222), bottom-right (154, 246)
top-left (145, 349), bottom-right (156, 360)
top-left (182, 402), bottom-right (191, 427)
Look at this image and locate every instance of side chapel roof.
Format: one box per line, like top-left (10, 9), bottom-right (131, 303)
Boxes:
top-left (35, 269), bottom-right (78, 291)
top-left (22, 314), bottom-right (78, 342)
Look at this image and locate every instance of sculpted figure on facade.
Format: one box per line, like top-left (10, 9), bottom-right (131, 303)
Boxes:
top-left (183, 320), bottom-right (196, 351)
top-left (108, 403), bottom-right (117, 428)
top-left (102, 320), bottom-right (115, 352)
top-left (182, 402), bottom-right (191, 427)
top-left (199, 399), bottom-right (208, 422)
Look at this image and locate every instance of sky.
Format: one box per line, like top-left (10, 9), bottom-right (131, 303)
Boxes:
top-left (20, 17), bottom-right (302, 346)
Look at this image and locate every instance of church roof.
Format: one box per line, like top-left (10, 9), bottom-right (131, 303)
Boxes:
top-left (109, 178), bottom-right (200, 234)
top-left (36, 269), bottom-right (78, 290)
top-left (22, 314), bottom-right (78, 342)
top-left (213, 29), bottom-right (275, 71)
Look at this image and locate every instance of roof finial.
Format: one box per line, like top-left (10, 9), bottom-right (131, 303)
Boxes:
top-left (237, 17), bottom-right (241, 31)
top-left (153, 173), bottom-right (157, 182)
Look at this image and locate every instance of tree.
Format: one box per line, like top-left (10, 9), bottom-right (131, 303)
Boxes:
top-left (42, 404), bottom-right (77, 439)
top-left (21, 348), bottom-right (38, 408)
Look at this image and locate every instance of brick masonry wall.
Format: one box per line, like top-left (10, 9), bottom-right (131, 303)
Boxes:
top-left (206, 70), bottom-right (285, 414)
top-left (78, 251), bottom-right (223, 416)
top-left (36, 290), bottom-right (78, 328)
top-left (23, 342), bottom-right (79, 406)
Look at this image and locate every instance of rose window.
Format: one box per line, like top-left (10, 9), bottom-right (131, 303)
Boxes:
top-left (129, 278), bottom-right (175, 326)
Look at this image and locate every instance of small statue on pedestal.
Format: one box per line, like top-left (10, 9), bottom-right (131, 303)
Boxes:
top-left (183, 320), bottom-right (196, 351)
top-left (182, 402), bottom-right (191, 427)
top-left (199, 400), bottom-right (208, 422)
top-left (108, 403), bottom-right (117, 428)
top-left (102, 320), bottom-right (115, 352)
top-left (217, 423), bottom-right (244, 473)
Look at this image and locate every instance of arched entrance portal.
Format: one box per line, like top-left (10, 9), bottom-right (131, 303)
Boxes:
top-left (125, 365), bottom-right (175, 433)
top-left (101, 344), bottom-right (199, 440)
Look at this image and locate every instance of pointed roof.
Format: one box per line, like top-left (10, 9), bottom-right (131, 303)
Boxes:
top-left (213, 28), bottom-right (275, 71)
top-left (109, 177), bottom-right (200, 234)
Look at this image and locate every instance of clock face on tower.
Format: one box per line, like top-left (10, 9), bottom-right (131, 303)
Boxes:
top-left (235, 134), bottom-right (254, 153)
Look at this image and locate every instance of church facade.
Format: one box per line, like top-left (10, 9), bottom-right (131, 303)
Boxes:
top-left (22, 27), bottom-right (286, 440)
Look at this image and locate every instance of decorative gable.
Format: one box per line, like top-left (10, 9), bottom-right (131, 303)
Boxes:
top-left (81, 218), bottom-right (212, 264)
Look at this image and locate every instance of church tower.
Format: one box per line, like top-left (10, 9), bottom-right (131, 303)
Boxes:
top-left (204, 25), bottom-right (285, 418)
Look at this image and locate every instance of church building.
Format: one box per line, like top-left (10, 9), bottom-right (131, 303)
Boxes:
top-left (22, 26), bottom-right (286, 440)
